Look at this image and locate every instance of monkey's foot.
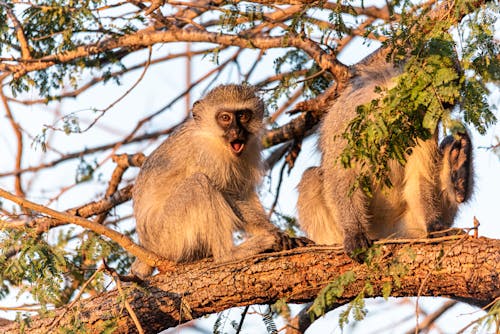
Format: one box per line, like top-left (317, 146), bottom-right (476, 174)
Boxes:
top-left (441, 131), bottom-right (472, 203)
top-left (130, 259), bottom-right (154, 279)
top-left (450, 132), bottom-right (472, 203)
top-left (272, 232), bottom-right (314, 251)
top-left (343, 231), bottom-right (372, 263)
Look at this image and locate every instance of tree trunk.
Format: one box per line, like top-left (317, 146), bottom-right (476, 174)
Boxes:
top-left (2, 237), bottom-right (499, 333)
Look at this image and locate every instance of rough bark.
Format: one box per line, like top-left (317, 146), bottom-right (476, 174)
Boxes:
top-left (1, 236), bottom-right (499, 333)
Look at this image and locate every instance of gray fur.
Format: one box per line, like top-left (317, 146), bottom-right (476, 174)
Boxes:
top-left (132, 84), bottom-right (282, 278)
top-left (297, 54), bottom-right (473, 260)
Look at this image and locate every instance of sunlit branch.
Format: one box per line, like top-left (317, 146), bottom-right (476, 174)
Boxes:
top-left (1, 2), bottom-right (32, 59)
top-left (7, 47), bottom-right (223, 106)
top-left (0, 89), bottom-right (25, 197)
top-left (0, 26), bottom-right (349, 86)
top-left (0, 187), bottom-right (165, 268)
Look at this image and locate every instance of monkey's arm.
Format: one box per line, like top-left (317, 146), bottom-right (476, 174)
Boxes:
top-left (234, 194), bottom-right (312, 255)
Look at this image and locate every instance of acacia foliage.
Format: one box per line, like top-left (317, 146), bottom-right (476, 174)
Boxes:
top-left (0, 0), bottom-right (498, 332)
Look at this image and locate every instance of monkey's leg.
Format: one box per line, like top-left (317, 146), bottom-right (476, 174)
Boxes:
top-left (321, 167), bottom-right (373, 261)
top-left (401, 140), bottom-right (438, 237)
top-left (297, 167), bottom-right (343, 245)
top-left (132, 172), bottom-right (236, 277)
top-left (137, 173), bottom-right (238, 266)
top-left (400, 133), bottom-right (473, 237)
top-left (421, 132), bottom-right (473, 234)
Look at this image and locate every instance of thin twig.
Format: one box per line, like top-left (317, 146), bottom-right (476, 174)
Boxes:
top-left (267, 158), bottom-right (288, 219)
top-left (406, 300), bottom-right (457, 334)
top-left (1, 88), bottom-right (25, 197)
top-left (105, 262), bottom-right (145, 334)
top-left (44, 265), bottom-right (105, 334)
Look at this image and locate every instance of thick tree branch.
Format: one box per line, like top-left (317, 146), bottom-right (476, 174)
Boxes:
top-left (0, 27), bottom-right (349, 83)
top-left (1, 237), bottom-right (498, 333)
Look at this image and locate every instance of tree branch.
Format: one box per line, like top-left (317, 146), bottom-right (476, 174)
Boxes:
top-left (1, 237), bottom-right (498, 333)
top-left (1, 27), bottom-right (349, 84)
top-left (0, 188), bottom-right (165, 268)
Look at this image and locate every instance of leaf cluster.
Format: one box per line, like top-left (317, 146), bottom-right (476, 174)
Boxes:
top-left (340, 6), bottom-right (498, 186)
top-left (308, 270), bottom-right (356, 320)
top-left (0, 226), bottom-right (133, 311)
top-left (7, 1), bottom-right (143, 97)
top-left (0, 229), bottom-right (69, 306)
top-left (219, 2), bottom-right (265, 33)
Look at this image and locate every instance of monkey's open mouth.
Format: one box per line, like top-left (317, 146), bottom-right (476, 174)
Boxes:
top-left (230, 140), bottom-right (245, 155)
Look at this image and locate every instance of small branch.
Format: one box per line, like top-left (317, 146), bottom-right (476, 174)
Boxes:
top-left (1, 2), bottom-right (32, 59)
top-left (406, 300), bottom-right (458, 334)
top-left (267, 158), bottom-right (287, 219)
top-left (236, 305), bottom-right (250, 334)
top-left (1, 88), bottom-right (25, 197)
top-left (92, 153), bottom-right (145, 225)
top-left (0, 188), bottom-right (164, 268)
top-left (6, 47), bottom-right (221, 106)
top-left (268, 88), bottom-right (304, 123)
top-left (0, 128), bottom-right (170, 178)
top-left (262, 83), bottom-right (338, 148)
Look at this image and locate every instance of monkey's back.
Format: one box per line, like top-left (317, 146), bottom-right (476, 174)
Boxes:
top-left (299, 52), bottom-right (468, 248)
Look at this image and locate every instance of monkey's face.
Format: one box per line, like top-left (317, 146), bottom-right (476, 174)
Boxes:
top-left (192, 84), bottom-right (264, 157)
top-left (216, 109), bottom-right (252, 156)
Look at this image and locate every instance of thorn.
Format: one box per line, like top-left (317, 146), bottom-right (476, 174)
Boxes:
top-left (473, 216), bottom-right (480, 238)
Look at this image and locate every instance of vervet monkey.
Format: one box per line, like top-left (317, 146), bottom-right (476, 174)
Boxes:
top-left (297, 53), bottom-right (473, 260)
top-left (132, 84), bottom-right (309, 278)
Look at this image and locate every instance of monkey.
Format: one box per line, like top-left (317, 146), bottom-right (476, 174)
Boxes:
top-left (131, 84), bottom-right (309, 278)
top-left (297, 52), bottom-right (473, 261)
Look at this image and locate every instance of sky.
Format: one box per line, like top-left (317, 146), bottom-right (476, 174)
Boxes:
top-left (0, 3), bottom-right (499, 333)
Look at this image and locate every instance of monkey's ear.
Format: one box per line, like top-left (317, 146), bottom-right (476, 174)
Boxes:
top-left (192, 100), bottom-right (201, 121)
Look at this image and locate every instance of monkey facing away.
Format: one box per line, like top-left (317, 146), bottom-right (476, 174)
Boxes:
top-left (297, 53), bottom-right (473, 260)
top-left (132, 84), bottom-right (308, 278)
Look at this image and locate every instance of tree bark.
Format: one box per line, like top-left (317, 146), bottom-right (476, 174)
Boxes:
top-left (1, 236), bottom-right (499, 333)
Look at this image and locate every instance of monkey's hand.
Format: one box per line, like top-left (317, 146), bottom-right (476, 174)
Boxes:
top-left (272, 231), bottom-right (314, 251)
top-left (343, 231), bottom-right (373, 263)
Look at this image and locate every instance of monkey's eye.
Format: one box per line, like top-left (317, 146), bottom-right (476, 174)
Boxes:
top-left (238, 110), bottom-right (251, 123)
top-left (218, 113), bottom-right (232, 123)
